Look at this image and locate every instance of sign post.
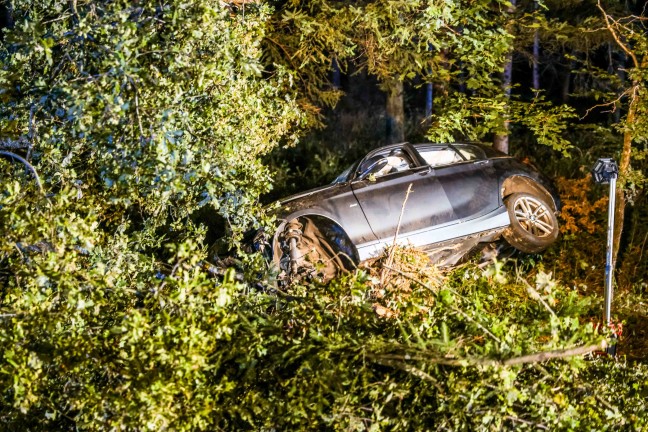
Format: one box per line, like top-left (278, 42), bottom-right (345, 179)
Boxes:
top-left (591, 158), bottom-right (619, 355)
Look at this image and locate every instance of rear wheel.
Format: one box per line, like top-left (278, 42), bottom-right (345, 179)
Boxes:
top-left (503, 192), bottom-right (559, 253)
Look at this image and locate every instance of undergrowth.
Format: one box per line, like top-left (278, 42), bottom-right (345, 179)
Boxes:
top-left (3, 239), bottom-right (648, 430)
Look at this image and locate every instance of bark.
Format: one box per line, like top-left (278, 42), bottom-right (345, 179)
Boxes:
top-left (385, 79), bottom-right (405, 144)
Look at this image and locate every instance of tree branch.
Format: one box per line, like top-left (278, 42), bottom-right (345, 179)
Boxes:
top-left (0, 150), bottom-right (45, 194)
top-left (368, 340), bottom-right (606, 369)
top-left (597, 0), bottom-right (640, 69)
top-left (501, 341), bottom-right (606, 365)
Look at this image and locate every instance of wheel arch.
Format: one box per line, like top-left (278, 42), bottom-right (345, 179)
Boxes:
top-left (501, 176), bottom-right (558, 212)
top-left (272, 213), bottom-right (360, 267)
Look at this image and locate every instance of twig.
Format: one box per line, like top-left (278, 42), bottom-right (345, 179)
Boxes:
top-left (381, 183), bottom-right (413, 285)
top-left (369, 356), bottom-right (443, 391)
top-left (580, 87), bottom-right (633, 120)
top-left (517, 276), bottom-right (557, 317)
top-left (594, 393), bottom-right (617, 413)
top-left (452, 307), bottom-right (502, 344)
top-left (505, 416), bottom-right (549, 430)
top-left (27, 105), bottom-right (36, 161)
top-left (501, 341), bottom-right (606, 366)
top-left (42, 13), bottom-right (73, 24)
top-left (127, 76), bottom-right (145, 141)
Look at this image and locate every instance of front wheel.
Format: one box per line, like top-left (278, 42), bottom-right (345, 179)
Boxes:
top-left (275, 217), bottom-right (357, 283)
top-left (503, 192), bottom-right (559, 253)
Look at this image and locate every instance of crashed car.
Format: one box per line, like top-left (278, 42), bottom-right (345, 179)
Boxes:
top-left (256, 142), bottom-right (560, 281)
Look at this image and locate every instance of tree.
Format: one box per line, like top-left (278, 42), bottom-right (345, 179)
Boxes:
top-left (268, 0), bottom-right (527, 145)
top-left (595, 0), bottom-right (648, 265)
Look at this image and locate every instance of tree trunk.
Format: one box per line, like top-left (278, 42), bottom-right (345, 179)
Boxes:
top-left (532, 0), bottom-right (540, 91)
top-left (612, 57), bottom-right (645, 265)
top-left (493, 48), bottom-right (513, 153)
top-left (385, 79), bottom-right (405, 144)
top-left (425, 82), bottom-right (433, 118)
top-left (532, 31), bottom-right (540, 90)
top-left (493, 0), bottom-right (516, 154)
top-left (331, 57), bottom-right (341, 89)
top-left (561, 61), bottom-right (572, 104)
top-left (597, 0), bottom-right (647, 267)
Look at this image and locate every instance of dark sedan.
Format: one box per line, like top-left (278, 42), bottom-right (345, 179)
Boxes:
top-left (266, 142), bottom-right (560, 281)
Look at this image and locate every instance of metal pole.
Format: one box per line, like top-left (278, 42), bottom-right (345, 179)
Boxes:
top-left (603, 175), bottom-right (616, 325)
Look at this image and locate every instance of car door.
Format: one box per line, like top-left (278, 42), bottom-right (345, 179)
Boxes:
top-left (350, 145), bottom-right (456, 241)
top-left (413, 144), bottom-right (499, 221)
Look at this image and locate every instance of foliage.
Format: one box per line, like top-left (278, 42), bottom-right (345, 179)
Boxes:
top-left (0, 0), bottom-right (303, 244)
top-left (266, 0), bottom-right (577, 152)
top-left (4, 229), bottom-right (648, 430)
top-left (1, 0), bottom-right (648, 430)
top-left (0, 0), bottom-right (301, 428)
top-left (556, 175), bottom-right (608, 235)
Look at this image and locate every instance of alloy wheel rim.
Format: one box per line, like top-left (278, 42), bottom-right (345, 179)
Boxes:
top-left (513, 196), bottom-right (554, 238)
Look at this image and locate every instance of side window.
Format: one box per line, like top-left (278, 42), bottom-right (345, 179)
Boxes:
top-left (417, 147), bottom-right (463, 167)
top-left (358, 148), bottom-right (414, 179)
top-left (454, 145), bottom-right (486, 161)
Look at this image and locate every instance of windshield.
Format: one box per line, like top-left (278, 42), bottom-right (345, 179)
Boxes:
top-left (331, 162), bottom-right (357, 184)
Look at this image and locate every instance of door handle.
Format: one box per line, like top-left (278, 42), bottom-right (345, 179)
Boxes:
top-left (417, 166), bottom-right (432, 175)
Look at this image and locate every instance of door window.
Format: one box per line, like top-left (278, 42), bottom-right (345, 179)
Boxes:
top-left (453, 145), bottom-right (486, 161)
top-left (417, 147), bottom-right (463, 167)
top-left (358, 149), bottom-right (415, 180)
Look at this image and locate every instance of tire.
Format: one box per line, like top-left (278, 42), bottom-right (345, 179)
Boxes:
top-left (503, 192), bottom-right (559, 253)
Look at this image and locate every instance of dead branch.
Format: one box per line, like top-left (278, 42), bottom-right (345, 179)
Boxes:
top-left (580, 86), bottom-right (634, 120)
top-left (0, 137), bottom-right (30, 150)
top-left (505, 416), bottom-right (549, 431)
top-left (501, 341), bottom-right (606, 365)
top-left (381, 183), bottom-right (413, 285)
top-left (367, 340), bottom-right (606, 368)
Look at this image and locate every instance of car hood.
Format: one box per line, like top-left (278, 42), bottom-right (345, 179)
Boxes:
top-left (278, 183), bottom-right (337, 206)
top-left (270, 183), bottom-right (349, 219)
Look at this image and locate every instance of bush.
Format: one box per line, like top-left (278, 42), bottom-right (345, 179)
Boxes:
top-left (5, 236), bottom-right (648, 430)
